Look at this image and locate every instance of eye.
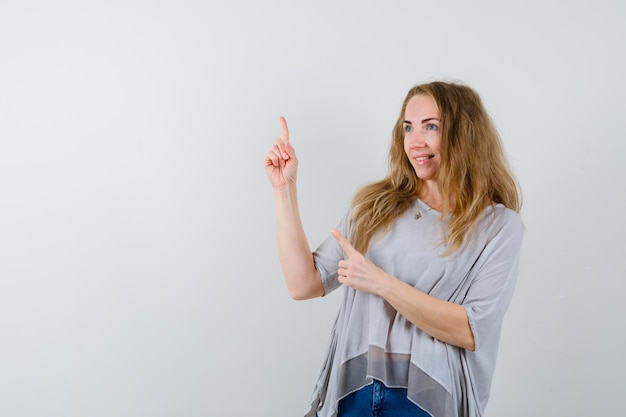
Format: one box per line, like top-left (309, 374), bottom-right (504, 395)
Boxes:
top-left (424, 123), bottom-right (439, 132)
top-left (404, 124), bottom-right (413, 133)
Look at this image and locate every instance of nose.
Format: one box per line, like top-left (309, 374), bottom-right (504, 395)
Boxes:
top-left (405, 129), bottom-right (427, 147)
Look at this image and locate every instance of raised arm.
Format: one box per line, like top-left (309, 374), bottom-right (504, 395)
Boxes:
top-left (264, 117), bottom-right (324, 300)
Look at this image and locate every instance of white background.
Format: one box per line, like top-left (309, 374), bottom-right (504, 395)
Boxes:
top-left (1, 1), bottom-right (624, 416)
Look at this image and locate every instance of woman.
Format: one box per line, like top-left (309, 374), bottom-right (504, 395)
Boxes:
top-left (264, 81), bottom-right (524, 417)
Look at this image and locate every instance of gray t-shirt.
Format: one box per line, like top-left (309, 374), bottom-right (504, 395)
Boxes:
top-left (305, 199), bottom-right (524, 417)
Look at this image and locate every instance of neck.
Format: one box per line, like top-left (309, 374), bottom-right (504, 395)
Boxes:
top-left (419, 182), bottom-right (443, 210)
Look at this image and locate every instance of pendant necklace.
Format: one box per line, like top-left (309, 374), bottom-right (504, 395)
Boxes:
top-left (414, 200), bottom-right (435, 220)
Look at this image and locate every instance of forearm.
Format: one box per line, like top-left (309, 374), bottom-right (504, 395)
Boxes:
top-left (379, 277), bottom-right (475, 351)
top-left (274, 183), bottom-right (324, 300)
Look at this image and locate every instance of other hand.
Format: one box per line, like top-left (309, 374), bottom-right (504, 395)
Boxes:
top-left (331, 229), bottom-right (391, 295)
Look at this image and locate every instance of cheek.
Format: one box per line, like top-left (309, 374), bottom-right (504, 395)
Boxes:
top-left (430, 136), bottom-right (443, 153)
top-left (403, 137), bottom-right (411, 154)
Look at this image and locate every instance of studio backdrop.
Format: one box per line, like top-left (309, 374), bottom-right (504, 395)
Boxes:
top-left (1, 1), bottom-right (624, 416)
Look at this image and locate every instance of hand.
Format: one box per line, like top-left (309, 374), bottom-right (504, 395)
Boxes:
top-left (331, 229), bottom-right (391, 295)
top-left (264, 116), bottom-right (298, 189)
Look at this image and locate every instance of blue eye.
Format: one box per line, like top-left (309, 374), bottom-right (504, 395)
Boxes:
top-left (425, 123), bottom-right (439, 132)
top-left (404, 125), bottom-right (413, 133)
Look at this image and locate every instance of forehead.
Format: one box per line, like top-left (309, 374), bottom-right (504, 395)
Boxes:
top-left (404, 94), bottom-right (439, 119)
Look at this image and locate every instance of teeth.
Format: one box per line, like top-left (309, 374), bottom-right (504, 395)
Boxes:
top-left (415, 156), bottom-right (431, 161)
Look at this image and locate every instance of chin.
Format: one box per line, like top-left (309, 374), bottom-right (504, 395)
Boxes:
top-left (413, 170), bottom-right (435, 181)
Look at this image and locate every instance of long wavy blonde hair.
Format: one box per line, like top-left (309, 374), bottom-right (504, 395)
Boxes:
top-left (349, 81), bottom-right (521, 254)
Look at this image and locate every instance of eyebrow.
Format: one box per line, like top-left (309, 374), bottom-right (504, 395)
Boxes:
top-left (403, 118), bottom-right (440, 124)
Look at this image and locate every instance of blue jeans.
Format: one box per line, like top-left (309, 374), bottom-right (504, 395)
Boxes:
top-left (337, 379), bottom-right (430, 417)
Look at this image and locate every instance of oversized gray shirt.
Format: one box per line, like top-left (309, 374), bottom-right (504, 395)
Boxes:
top-left (304, 199), bottom-right (524, 417)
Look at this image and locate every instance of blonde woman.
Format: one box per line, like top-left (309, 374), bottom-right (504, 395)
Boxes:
top-left (264, 81), bottom-right (524, 417)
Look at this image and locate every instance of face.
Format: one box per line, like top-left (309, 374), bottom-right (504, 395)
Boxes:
top-left (403, 94), bottom-right (442, 181)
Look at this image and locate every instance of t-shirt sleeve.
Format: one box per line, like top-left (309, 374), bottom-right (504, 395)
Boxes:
top-left (462, 208), bottom-right (525, 352)
top-left (312, 210), bottom-right (351, 296)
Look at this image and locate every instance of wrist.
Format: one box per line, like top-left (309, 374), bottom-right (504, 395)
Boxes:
top-left (273, 180), bottom-right (297, 195)
top-left (375, 271), bottom-right (398, 298)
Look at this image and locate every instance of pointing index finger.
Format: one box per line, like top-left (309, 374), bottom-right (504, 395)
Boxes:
top-left (331, 229), bottom-right (353, 254)
top-left (279, 116), bottom-right (290, 144)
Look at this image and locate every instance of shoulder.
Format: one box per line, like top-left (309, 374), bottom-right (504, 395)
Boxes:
top-left (480, 204), bottom-right (525, 241)
top-left (492, 204), bottom-right (523, 227)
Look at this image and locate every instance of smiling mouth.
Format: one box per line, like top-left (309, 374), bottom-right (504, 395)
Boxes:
top-left (415, 155), bottom-right (434, 162)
